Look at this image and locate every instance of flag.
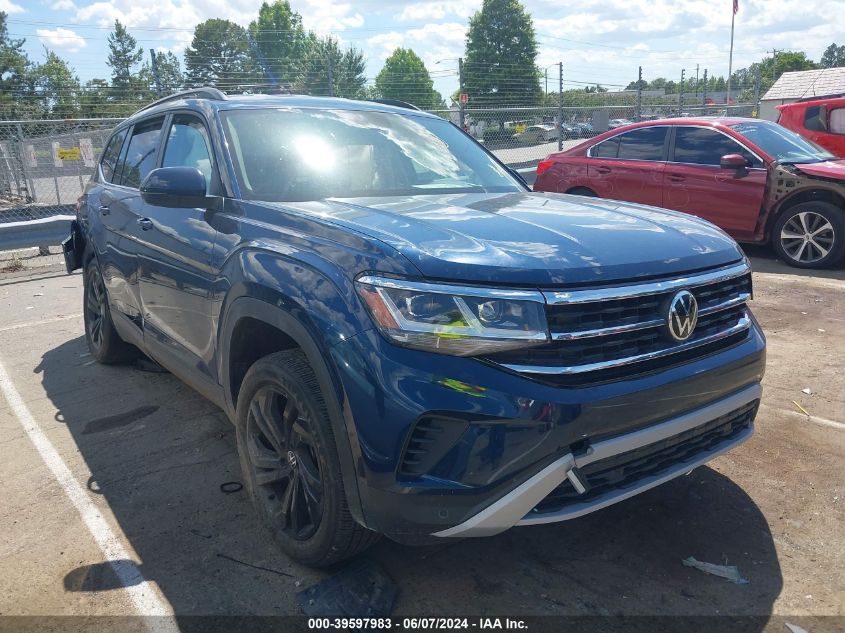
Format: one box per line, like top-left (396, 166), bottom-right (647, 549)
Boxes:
top-left (733, 0), bottom-right (739, 14)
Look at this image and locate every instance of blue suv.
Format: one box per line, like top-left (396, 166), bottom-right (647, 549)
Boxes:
top-left (63, 89), bottom-right (766, 566)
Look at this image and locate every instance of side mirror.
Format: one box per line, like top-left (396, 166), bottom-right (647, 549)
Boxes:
top-left (719, 154), bottom-right (749, 170)
top-left (140, 167), bottom-right (208, 208)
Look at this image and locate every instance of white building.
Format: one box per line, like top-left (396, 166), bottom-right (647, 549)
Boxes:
top-left (759, 67), bottom-right (845, 121)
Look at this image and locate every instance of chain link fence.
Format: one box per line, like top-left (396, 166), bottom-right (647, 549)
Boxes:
top-left (0, 119), bottom-right (121, 225)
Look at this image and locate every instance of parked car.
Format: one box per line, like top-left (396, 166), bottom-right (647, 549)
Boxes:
top-left (63, 90), bottom-right (765, 566)
top-left (776, 93), bottom-right (845, 157)
top-left (535, 117), bottom-right (845, 268)
top-left (573, 121), bottom-right (596, 137)
top-left (514, 124), bottom-right (558, 144)
top-left (608, 118), bottom-right (634, 129)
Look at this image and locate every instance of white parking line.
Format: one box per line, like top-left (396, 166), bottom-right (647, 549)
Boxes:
top-left (762, 404), bottom-right (845, 431)
top-left (0, 314), bottom-right (83, 333)
top-left (0, 356), bottom-right (176, 625)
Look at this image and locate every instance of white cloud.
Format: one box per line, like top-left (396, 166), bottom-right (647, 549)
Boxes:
top-left (37, 27), bottom-right (87, 52)
top-left (50, 0), bottom-right (77, 10)
top-left (0, 0), bottom-right (24, 14)
top-left (300, 0), bottom-right (364, 34)
top-left (396, 1), bottom-right (480, 22)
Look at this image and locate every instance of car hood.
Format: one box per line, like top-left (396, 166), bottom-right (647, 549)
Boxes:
top-left (792, 159), bottom-right (845, 180)
top-left (283, 192), bottom-right (745, 286)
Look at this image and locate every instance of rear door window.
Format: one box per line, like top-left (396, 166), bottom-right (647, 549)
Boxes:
top-left (100, 129), bottom-right (128, 183)
top-left (615, 127), bottom-right (667, 161)
top-left (116, 118), bottom-right (164, 189)
top-left (672, 127), bottom-right (760, 167)
top-left (803, 106), bottom-right (826, 132)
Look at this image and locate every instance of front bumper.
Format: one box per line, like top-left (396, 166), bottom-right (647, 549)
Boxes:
top-left (330, 321), bottom-right (765, 539)
top-left (435, 383), bottom-right (759, 537)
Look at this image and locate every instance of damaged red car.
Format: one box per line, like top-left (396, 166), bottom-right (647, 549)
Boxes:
top-left (534, 118), bottom-right (845, 268)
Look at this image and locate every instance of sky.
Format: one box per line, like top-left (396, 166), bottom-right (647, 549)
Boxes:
top-left (5, 0), bottom-right (845, 99)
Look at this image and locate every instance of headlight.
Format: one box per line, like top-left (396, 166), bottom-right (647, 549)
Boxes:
top-left (355, 275), bottom-right (549, 356)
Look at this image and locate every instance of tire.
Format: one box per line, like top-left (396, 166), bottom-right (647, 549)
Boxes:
top-left (83, 259), bottom-right (138, 364)
top-left (771, 201), bottom-right (845, 269)
top-left (567, 187), bottom-right (598, 198)
top-left (235, 349), bottom-right (379, 567)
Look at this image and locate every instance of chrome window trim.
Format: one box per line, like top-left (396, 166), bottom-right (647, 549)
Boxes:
top-left (542, 261), bottom-right (750, 305)
top-left (500, 314), bottom-right (751, 376)
top-left (356, 275), bottom-right (546, 302)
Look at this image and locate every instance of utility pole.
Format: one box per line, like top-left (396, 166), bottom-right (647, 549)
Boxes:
top-left (327, 56), bottom-right (334, 97)
top-left (753, 66), bottom-right (762, 117)
top-left (636, 65), bottom-right (643, 122)
top-left (702, 69), bottom-right (708, 110)
top-left (149, 49), bottom-right (163, 97)
top-left (679, 68), bottom-right (685, 116)
top-left (458, 57), bottom-right (465, 131)
top-left (768, 48), bottom-right (782, 83)
top-left (695, 64), bottom-right (700, 103)
top-left (544, 68), bottom-right (548, 94)
top-left (558, 62), bottom-right (564, 151)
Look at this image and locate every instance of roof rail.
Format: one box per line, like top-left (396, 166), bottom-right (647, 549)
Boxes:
top-left (796, 92), bottom-right (845, 103)
top-left (134, 87), bottom-right (227, 115)
top-left (370, 99), bottom-right (422, 111)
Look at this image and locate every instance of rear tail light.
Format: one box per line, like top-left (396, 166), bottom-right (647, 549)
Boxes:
top-left (536, 159), bottom-right (555, 176)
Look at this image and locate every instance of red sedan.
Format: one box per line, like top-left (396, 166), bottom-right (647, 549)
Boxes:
top-left (534, 118), bottom-right (845, 268)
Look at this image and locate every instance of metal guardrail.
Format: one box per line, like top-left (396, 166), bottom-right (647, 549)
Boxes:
top-left (0, 215), bottom-right (73, 252)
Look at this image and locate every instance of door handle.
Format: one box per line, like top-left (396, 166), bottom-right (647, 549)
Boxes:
top-left (668, 174), bottom-right (685, 182)
top-left (99, 205), bottom-right (111, 216)
top-left (596, 166), bottom-right (612, 174)
top-left (137, 218), bottom-right (153, 231)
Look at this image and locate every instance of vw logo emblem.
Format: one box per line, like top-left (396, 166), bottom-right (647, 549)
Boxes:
top-left (667, 290), bottom-right (698, 342)
top-left (287, 450), bottom-right (297, 468)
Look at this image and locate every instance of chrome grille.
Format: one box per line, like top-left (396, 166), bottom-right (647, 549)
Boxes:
top-left (485, 262), bottom-right (753, 382)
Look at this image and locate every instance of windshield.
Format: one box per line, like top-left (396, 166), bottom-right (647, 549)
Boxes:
top-left (730, 120), bottom-right (835, 163)
top-left (220, 108), bottom-right (523, 202)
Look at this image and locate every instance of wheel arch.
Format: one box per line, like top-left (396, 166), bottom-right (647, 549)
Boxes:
top-left (766, 186), bottom-right (845, 239)
top-left (218, 295), bottom-right (368, 528)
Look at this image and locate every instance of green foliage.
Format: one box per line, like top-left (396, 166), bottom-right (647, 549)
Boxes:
top-left (79, 79), bottom-right (112, 117)
top-left (820, 43), bottom-right (845, 69)
top-left (142, 51), bottom-right (184, 95)
top-left (185, 19), bottom-right (260, 91)
top-left (0, 11), bottom-right (30, 119)
top-left (249, 0), bottom-right (309, 87)
top-left (464, 0), bottom-right (541, 106)
top-left (374, 48), bottom-right (442, 109)
top-left (107, 20), bottom-right (144, 102)
top-left (29, 48), bottom-right (81, 117)
top-left (296, 34), bottom-right (366, 98)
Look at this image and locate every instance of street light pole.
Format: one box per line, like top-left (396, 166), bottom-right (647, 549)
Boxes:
top-left (458, 57), bottom-right (465, 131)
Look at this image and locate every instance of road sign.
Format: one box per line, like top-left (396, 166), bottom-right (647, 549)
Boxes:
top-left (459, 93), bottom-right (469, 105)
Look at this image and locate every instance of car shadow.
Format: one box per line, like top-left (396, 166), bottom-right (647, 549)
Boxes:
top-left (743, 244), bottom-right (845, 280)
top-left (39, 336), bottom-right (782, 621)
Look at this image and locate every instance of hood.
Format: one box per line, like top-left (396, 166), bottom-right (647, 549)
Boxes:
top-left (285, 192), bottom-right (745, 286)
top-left (793, 160), bottom-right (845, 181)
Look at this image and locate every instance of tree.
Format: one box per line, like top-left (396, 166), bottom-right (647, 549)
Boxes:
top-left (821, 43), bottom-right (845, 68)
top-left (296, 35), bottom-right (366, 98)
top-left (375, 48), bottom-right (441, 109)
top-left (29, 48), bottom-right (80, 117)
top-left (79, 79), bottom-right (112, 117)
top-left (464, 0), bottom-right (541, 107)
top-left (0, 11), bottom-right (30, 118)
top-left (185, 19), bottom-right (260, 91)
top-left (140, 51), bottom-right (184, 96)
top-left (249, 0), bottom-right (308, 88)
top-left (107, 20), bottom-right (144, 102)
